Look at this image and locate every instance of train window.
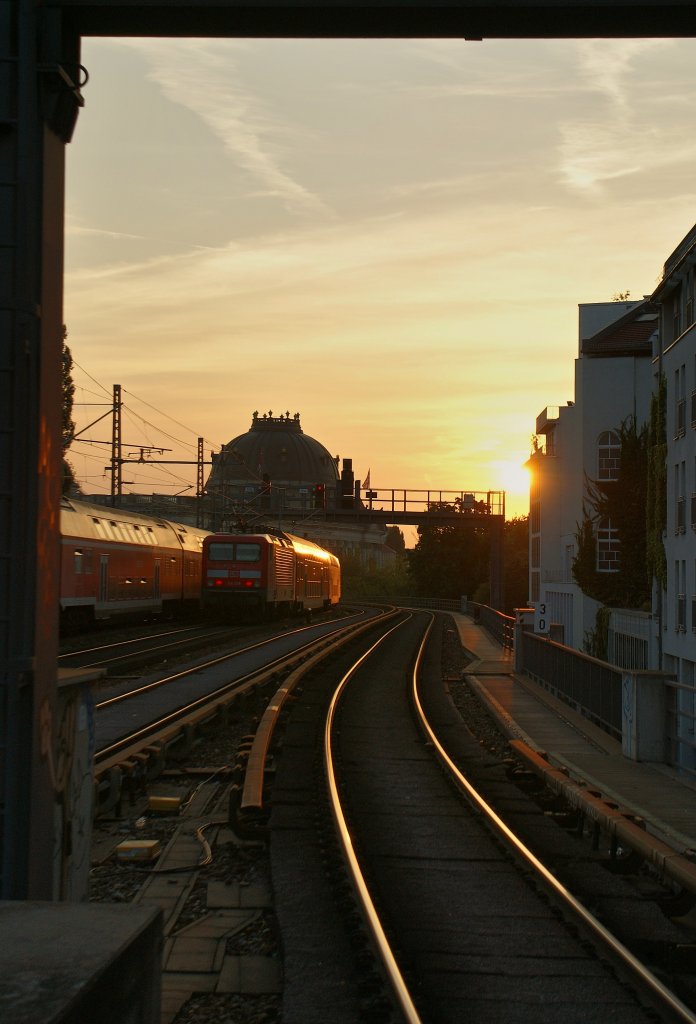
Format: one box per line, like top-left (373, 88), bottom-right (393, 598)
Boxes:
top-left (236, 544), bottom-right (261, 562)
top-left (74, 549), bottom-right (83, 574)
top-left (208, 543), bottom-right (235, 561)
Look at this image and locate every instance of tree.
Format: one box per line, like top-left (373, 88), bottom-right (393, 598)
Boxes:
top-left (503, 516), bottom-right (529, 614)
top-left (385, 525), bottom-right (406, 555)
top-left (407, 499), bottom-right (491, 601)
top-left (61, 329), bottom-right (81, 495)
top-left (340, 550), bottom-right (414, 600)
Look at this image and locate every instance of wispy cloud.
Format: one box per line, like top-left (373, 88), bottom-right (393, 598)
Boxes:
top-left (66, 219), bottom-right (145, 241)
top-left (558, 40), bottom-right (673, 192)
top-left (116, 39), bottom-right (332, 217)
top-left (575, 39), bottom-right (668, 109)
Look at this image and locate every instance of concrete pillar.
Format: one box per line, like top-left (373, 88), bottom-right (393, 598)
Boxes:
top-left (513, 608), bottom-right (535, 673)
top-left (621, 670), bottom-right (674, 763)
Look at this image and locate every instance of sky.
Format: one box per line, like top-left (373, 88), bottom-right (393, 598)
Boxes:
top-left (64, 35), bottom-right (696, 522)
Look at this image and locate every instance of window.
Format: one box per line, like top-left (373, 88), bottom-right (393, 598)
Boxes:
top-left (236, 544), bottom-right (261, 562)
top-left (531, 536), bottom-right (540, 569)
top-left (677, 560), bottom-right (686, 632)
top-left (597, 517), bottom-right (620, 572)
top-left (207, 542), bottom-right (261, 563)
top-left (674, 288), bottom-right (682, 341)
top-left (597, 430), bottom-right (621, 481)
top-left (673, 365), bottom-right (686, 438)
top-left (208, 542), bottom-right (235, 562)
top-left (530, 500), bottom-right (540, 534)
top-left (676, 460), bottom-right (687, 534)
top-left (686, 268), bottom-right (694, 330)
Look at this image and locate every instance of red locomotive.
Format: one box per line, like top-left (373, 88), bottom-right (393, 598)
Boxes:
top-left (201, 531), bottom-right (341, 618)
top-left (60, 497), bottom-right (210, 628)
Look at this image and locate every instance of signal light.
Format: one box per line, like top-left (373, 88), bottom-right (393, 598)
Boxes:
top-left (314, 483), bottom-right (326, 509)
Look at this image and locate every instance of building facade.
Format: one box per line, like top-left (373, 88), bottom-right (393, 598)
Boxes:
top-left (653, 225), bottom-right (696, 769)
top-left (528, 300), bottom-right (656, 652)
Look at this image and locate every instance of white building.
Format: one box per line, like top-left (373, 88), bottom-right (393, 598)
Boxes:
top-left (528, 299), bottom-right (656, 652)
top-left (652, 224), bottom-right (696, 769)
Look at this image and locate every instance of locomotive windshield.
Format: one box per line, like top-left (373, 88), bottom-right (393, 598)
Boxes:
top-left (208, 542), bottom-right (235, 561)
top-left (208, 541), bottom-right (261, 563)
top-left (236, 544), bottom-right (261, 561)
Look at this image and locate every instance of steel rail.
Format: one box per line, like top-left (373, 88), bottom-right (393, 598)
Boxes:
top-left (95, 612), bottom-right (367, 709)
top-left (60, 627), bottom-right (231, 670)
top-left (58, 623), bottom-right (208, 660)
top-left (240, 608), bottom-right (401, 813)
top-left (94, 612), bottom-right (383, 771)
top-left (411, 616), bottom-right (696, 1024)
top-left (324, 612), bottom-right (424, 1024)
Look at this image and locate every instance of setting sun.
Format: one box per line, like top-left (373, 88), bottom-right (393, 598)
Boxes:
top-left (490, 460), bottom-right (530, 517)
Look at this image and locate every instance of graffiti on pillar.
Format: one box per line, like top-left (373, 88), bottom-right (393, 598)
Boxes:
top-left (39, 685), bottom-right (95, 900)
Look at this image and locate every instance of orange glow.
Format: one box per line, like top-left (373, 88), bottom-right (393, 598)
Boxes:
top-left (490, 460), bottom-right (530, 518)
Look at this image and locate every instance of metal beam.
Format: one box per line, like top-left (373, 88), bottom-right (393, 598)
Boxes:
top-left (45, 1), bottom-right (696, 39)
top-left (321, 508), bottom-right (506, 528)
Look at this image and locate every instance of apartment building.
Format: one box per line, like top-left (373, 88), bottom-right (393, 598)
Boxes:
top-left (528, 299), bottom-right (656, 651)
top-left (653, 225), bottom-right (696, 769)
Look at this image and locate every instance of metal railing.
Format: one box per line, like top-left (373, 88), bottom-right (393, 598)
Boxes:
top-left (387, 596), bottom-right (463, 612)
top-left (466, 601), bottom-right (515, 649)
top-left (520, 631), bottom-right (623, 740)
top-left (361, 489), bottom-right (505, 517)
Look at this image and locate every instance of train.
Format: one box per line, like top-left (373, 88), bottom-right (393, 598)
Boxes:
top-left (201, 530), bottom-right (341, 619)
top-left (60, 498), bottom-right (341, 627)
top-left (60, 496), bottom-right (210, 628)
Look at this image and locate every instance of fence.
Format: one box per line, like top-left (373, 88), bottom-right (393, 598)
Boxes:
top-left (466, 601), bottom-right (515, 650)
top-left (459, 601), bottom-right (696, 768)
top-left (389, 597), bottom-right (515, 647)
top-left (520, 630), bottom-right (623, 740)
top-left (387, 596), bottom-right (463, 612)
top-left (387, 597), bottom-right (622, 745)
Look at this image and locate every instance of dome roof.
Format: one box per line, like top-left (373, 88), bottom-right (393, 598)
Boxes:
top-left (206, 412), bottom-right (339, 491)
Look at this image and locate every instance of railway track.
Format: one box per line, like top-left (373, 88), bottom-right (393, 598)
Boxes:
top-left (87, 609), bottom-right (696, 1023)
top-left (275, 610), bottom-right (696, 1023)
top-left (59, 624), bottom-right (235, 674)
top-left (91, 607), bottom-right (386, 807)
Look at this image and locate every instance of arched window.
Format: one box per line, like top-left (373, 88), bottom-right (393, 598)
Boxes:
top-left (597, 430), bottom-right (621, 481)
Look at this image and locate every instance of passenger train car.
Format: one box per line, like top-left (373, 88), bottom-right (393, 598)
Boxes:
top-left (201, 531), bottom-right (341, 618)
top-left (60, 497), bottom-right (210, 628)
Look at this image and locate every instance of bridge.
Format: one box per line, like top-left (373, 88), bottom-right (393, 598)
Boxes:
top-left (324, 489), bottom-right (504, 527)
top-left (215, 486), bottom-right (506, 528)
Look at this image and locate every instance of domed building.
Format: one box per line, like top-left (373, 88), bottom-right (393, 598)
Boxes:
top-left (205, 411), bottom-right (340, 522)
top-left (204, 411), bottom-right (394, 568)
